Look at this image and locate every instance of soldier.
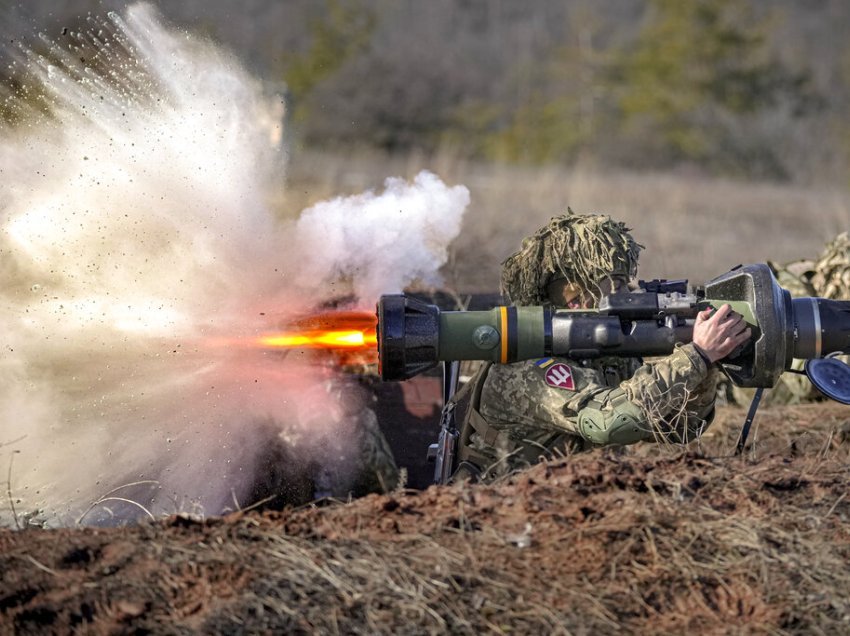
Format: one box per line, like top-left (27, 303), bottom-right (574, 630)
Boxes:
top-left (277, 375), bottom-right (399, 501)
top-left (452, 212), bottom-right (751, 481)
top-left (319, 378), bottom-right (400, 498)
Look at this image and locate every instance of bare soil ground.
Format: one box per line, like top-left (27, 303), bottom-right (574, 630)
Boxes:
top-left (3, 402), bottom-right (850, 635)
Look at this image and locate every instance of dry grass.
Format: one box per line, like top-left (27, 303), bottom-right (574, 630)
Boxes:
top-left (281, 148), bottom-right (849, 292)
top-left (4, 404), bottom-right (850, 634)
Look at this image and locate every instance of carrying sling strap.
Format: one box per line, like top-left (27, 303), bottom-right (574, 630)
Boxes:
top-left (453, 363), bottom-right (496, 472)
top-left (454, 363), bottom-right (548, 476)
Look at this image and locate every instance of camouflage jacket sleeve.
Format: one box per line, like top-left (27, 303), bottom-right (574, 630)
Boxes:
top-left (610, 344), bottom-right (719, 444)
top-left (478, 343), bottom-right (718, 447)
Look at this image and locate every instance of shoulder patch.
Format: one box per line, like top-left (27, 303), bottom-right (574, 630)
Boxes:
top-left (534, 357), bottom-right (555, 369)
top-left (544, 363), bottom-right (576, 390)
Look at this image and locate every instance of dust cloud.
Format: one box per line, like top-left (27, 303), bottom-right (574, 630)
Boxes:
top-left (0, 4), bottom-right (469, 526)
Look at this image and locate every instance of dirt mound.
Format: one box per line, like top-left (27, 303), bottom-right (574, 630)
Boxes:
top-left (2, 403), bottom-right (850, 634)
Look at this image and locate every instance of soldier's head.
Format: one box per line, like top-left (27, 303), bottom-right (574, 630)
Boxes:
top-left (500, 211), bottom-right (643, 307)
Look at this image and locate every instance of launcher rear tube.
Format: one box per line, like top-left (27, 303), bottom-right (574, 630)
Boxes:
top-left (438, 307), bottom-right (691, 363)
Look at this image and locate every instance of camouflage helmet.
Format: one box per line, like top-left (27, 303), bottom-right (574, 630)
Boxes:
top-left (811, 232), bottom-right (850, 300)
top-left (501, 210), bottom-right (643, 305)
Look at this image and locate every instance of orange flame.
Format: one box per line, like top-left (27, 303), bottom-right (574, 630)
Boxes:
top-left (258, 310), bottom-right (378, 366)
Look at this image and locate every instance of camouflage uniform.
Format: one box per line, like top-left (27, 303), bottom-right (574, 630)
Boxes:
top-left (454, 213), bottom-right (719, 481)
top-left (293, 378), bottom-right (399, 499)
top-left (350, 404), bottom-right (401, 496)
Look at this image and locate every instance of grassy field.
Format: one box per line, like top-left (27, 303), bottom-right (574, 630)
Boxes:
top-left (282, 148), bottom-right (849, 293)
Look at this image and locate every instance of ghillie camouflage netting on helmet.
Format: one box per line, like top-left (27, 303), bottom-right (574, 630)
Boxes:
top-left (812, 232), bottom-right (850, 299)
top-left (500, 212), bottom-right (643, 306)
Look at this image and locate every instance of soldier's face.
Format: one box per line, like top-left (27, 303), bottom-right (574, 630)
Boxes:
top-left (549, 276), bottom-right (627, 309)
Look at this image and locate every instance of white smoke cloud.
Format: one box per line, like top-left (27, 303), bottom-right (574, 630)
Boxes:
top-left (0, 4), bottom-right (468, 526)
top-left (293, 172), bottom-right (469, 304)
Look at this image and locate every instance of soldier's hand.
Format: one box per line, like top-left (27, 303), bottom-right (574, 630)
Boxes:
top-left (692, 303), bottom-right (752, 364)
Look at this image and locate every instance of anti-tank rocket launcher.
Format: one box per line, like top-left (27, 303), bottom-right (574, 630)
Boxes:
top-left (377, 263), bottom-right (850, 400)
top-left (379, 262), bottom-right (850, 483)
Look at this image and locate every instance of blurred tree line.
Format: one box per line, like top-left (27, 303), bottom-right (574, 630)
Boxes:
top-left (4, 0), bottom-right (850, 183)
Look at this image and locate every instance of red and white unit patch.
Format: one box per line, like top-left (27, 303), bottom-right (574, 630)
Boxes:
top-left (544, 363), bottom-right (575, 390)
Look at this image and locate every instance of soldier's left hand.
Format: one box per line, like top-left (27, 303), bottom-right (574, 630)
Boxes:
top-left (692, 303), bottom-right (752, 363)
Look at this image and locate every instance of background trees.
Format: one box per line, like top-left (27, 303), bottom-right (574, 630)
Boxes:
top-left (3, 0), bottom-right (849, 184)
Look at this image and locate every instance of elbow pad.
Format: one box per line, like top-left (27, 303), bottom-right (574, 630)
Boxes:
top-left (577, 398), bottom-right (648, 446)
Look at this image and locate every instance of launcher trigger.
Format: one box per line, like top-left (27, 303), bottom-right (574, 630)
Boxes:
top-left (695, 301), bottom-right (719, 318)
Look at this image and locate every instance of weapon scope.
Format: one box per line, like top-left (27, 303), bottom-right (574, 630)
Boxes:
top-left (378, 264), bottom-right (850, 390)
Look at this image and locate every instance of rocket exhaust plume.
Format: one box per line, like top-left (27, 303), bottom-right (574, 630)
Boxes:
top-left (257, 310), bottom-right (379, 368)
top-left (258, 311), bottom-right (378, 352)
top-left (0, 4), bottom-right (469, 526)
